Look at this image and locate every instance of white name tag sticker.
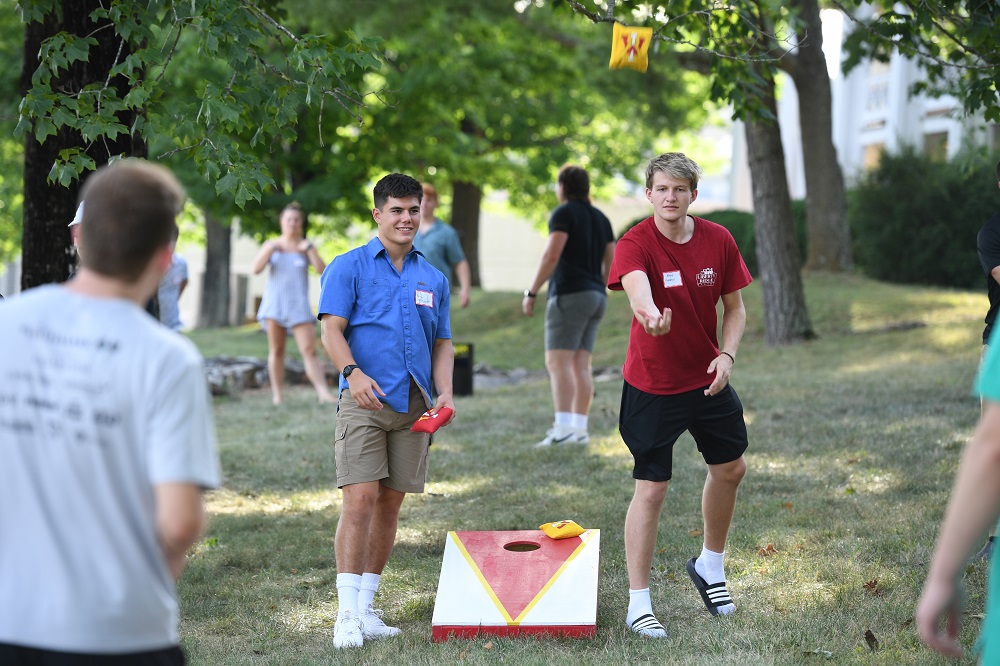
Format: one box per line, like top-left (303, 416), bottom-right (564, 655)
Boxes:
top-left (663, 271), bottom-right (683, 288)
top-left (415, 290), bottom-right (434, 307)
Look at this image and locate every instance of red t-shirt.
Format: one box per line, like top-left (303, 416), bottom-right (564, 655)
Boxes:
top-left (608, 216), bottom-right (752, 395)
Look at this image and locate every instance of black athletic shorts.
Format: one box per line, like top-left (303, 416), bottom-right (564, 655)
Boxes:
top-left (0, 643), bottom-right (185, 666)
top-left (619, 380), bottom-right (749, 481)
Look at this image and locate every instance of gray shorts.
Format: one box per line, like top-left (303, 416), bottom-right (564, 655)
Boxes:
top-left (334, 379), bottom-right (430, 493)
top-left (544, 290), bottom-right (608, 352)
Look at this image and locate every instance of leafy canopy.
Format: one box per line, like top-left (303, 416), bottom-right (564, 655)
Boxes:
top-left (839, 0), bottom-right (1000, 121)
top-left (564, 0), bottom-right (803, 122)
top-left (15, 0), bottom-right (384, 206)
top-left (291, 0), bottom-right (712, 224)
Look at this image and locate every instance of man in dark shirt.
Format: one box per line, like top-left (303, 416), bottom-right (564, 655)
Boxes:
top-left (522, 165), bottom-right (615, 447)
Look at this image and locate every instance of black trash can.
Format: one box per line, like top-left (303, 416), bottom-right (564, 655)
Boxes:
top-left (453, 342), bottom-right (473, 396)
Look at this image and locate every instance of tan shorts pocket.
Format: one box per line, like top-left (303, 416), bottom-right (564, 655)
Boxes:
top-left (334, 421), bottom-right (349, 480)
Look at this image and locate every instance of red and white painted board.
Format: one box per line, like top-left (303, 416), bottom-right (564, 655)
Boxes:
top-left (431, 529), bottom-right (600, 642)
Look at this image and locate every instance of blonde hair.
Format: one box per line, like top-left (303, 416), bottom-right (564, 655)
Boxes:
top-left (645, 153), bottom-right (702, 190)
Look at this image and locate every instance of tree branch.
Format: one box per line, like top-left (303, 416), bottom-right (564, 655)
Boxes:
top-left (565, 0), bottom-right (792, 65)
top-left (153, 10), bottom-right (187, 85)
top-left (832, 0), bottom-right (997, 72)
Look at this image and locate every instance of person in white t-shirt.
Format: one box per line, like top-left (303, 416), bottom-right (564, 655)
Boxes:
top-left (0, 160), bottom-right (221, 665)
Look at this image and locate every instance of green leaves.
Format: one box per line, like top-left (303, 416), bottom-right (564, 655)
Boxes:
top-left (18, 0), bottom-right (384, 206)
top-left (312, 0), bottom-right (709, 226)
top-left (15, 0), bottom-right (59, 25)
top-left (568, 0), bottom-right (790, 122)
top-left (47, 149), bottom-right (96, 187)
top-left (31, 33), bottom-right (96, 86)
top-left (841, 0), bottom-right (1000, 120)
top-left (222, 163), bottom-right (274, 209)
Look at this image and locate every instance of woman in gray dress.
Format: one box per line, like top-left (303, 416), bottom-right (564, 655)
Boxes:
top-left (253, 202), bottom-right (335, 405)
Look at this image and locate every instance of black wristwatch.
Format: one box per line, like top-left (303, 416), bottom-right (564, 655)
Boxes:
top-left (342, 364), bottom-right (359, 379)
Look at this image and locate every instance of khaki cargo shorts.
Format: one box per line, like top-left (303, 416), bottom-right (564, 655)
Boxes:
top-left (334, 379), bottom-right (430, 493)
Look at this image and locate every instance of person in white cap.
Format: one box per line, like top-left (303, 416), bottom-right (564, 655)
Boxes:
top-left (68, 202), bottom-right (84, 257)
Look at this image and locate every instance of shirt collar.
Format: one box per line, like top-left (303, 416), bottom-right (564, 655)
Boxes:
top-left (364, 235), bottom-right (424, 259)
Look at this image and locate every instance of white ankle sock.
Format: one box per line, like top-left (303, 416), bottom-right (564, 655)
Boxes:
top-left (336, 573), bottom-right (362, 617)
top-left (695, 546), bottom-right (725, 584)
top-left (570, 413), bottom-right (588, 431)
top-left (626, 588), bottom-right (653, 625)
top-left (555, 411), bottom-right (573, 428)
top-left (695, 547), bottom-right (735, 615)
top-left (358, 572), bottom-right (380, 611)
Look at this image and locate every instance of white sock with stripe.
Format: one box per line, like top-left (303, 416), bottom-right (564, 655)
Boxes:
top-left (626, 588), bottom-right (666, 637)
top-left (695, 546), bottom-right (725, 583)
top-left (695, 547), bottom-right (734, 615)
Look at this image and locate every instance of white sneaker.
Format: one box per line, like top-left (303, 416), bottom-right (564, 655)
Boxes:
top-left (534, 426), bottom-right (577, 448)
top-left (360, 605), bottom-right (401, 639)
top-left (332, 611), bottom-right (364, 648)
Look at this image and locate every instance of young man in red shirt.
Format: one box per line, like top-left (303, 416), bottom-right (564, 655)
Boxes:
top-left (608, 152), bottom-right (753, 637)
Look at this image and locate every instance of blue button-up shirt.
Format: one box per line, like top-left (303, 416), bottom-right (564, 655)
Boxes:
top-left (318, 237), bottom-right (451, 413)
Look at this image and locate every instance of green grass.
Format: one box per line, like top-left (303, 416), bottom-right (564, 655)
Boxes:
top-left (186, 323), bottom-right (272, 360)
top-left (179, 274), bottom-right (990, 664)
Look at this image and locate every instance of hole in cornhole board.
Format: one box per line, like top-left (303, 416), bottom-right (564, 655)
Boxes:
top-left (503, 541), bottom-right (541, 552)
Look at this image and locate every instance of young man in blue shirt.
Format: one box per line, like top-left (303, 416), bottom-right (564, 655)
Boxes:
top-left (319, 173), bottom-right (456, 648)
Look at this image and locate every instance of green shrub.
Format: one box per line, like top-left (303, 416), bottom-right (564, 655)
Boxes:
top-left (849, 145), bottom-right (999, 289)
top-left (700, 209), bottom-right (758, 274)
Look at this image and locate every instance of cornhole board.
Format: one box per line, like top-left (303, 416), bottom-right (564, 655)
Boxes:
top-left (431, 529), bottom-right (600, 641)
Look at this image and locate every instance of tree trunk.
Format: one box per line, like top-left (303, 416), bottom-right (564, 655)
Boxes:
top-left (20, 1), bottom-right (146, 290)
top-left (198, 212), bottom-right (232, 328)
top-left (21, 109), bottom-right (78, 287)
top-left (784, 0), bottom-right (853, 272)
top-left (451, 180), bottom-right (482, 287)
top-left (744, 72), bottom-right (815, 346)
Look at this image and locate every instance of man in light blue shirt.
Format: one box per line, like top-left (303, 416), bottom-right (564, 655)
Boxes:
top-left (412, 182), bottom-right (471, 308)
top-left (157, 227), bottom-right (188, 331)
top-left (319, 173), bottom-right (455, 648)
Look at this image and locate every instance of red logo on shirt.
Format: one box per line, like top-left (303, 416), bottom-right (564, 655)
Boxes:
top-left (696, 268), bottom-right (717, 287)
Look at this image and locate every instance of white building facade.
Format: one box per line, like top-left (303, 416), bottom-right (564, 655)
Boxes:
top-left (730, 8), bottom-right (999, 211)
